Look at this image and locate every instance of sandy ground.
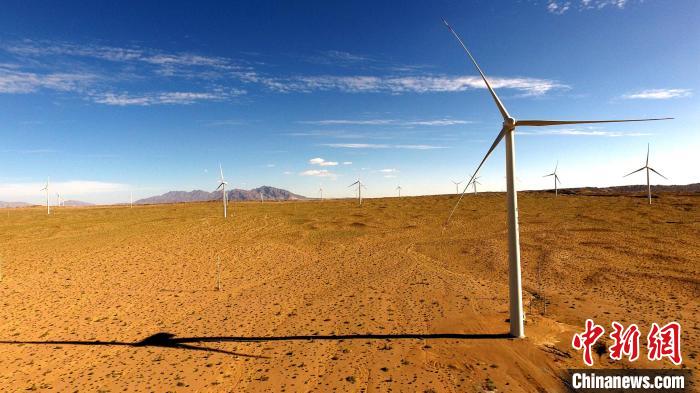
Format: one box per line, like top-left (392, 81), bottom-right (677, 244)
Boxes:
top-left (0, 193), bottom-right (697, 392)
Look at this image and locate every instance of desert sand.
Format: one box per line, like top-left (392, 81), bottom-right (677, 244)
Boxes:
top-left (0, 192), bottom-right (697, 392)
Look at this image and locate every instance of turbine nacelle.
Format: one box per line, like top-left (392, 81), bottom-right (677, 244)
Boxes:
top-left (504, 117), bottom-right (516, 129)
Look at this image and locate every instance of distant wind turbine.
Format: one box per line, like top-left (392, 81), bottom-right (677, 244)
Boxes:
top-left (348, 179), bottom-right (366, 206)
top-left (451, 179), bottom-right (463, 194)
top-left (624, 143), bottom-right (667, 204)
top-left (56, 192), bottom-right (61, 207)
top-left (215, 163), bottom-right (228, 218)
top-left (442, 19), bottom-right (671, 338)
top-left (543, 161), bottom-right (562, 196)
top-left (318, 185), bottom-right (323, 201)
top-left (396, 185), bottom-right (402, 197)
top-left (40, 177), bottom-right (50, 215)
top-left (130, 191), bottom-right (133, 208)
top-left (472, 176), bottom-right (481, 195)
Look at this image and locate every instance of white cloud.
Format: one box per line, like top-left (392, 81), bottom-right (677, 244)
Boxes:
top-left (343, 161), bottom-right (352, 165)
top-left (299, 169), bottom-right (336, 178)
top-left (89, 90), bottom-right (243, 106)
top-left (283, 171), bottom-right (293, 175)
top-left (309, 157), bottom-right (339, 166)
top-left (268, 75), bottom-right (567, 96)
top-left (547, 0), bottom-right (632, 14)
top-left (266, 163), bottom-right (275, 168)
top-left (621, 89), bottom-right (692, 100)
top-left (322, 143), bottom-right (446, 149)
top-left (378, 168), bottom-right (398, 173)
top-left (519, 128), bottom-right (652, 137)
top-left (299, 118), bottom-right (471, 126)
top-left (0, 67), bottom-right (96, 94)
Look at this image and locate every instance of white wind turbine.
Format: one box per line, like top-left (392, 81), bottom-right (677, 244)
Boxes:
top-left (40, 177), bottom-right (50, 215)
top-left (56, 192), bottom-right (61, 207)
top-left (472, 176), bottom-right (482, 195)
top-left (442, 19), bottom-right (671, 338)
top-left (543, 161), bottom-right (562, 196)
top-left (624, 143), bottom-right (667, 204)
top-left (215, 163), bottom-right (229, 218)
top-left (130, 191), bottom-right (133, 208)
top-left (318, 185), bottom-right (324, 200)
top-left (396, 185), bottom-right (402, 197)
top-left (451, 179), bottom-right (463, 194)
top-left (348, 179), bottom-right (366, 206)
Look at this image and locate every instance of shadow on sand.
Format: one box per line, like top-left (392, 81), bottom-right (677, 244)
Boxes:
top-left (0, 332), bottom-right (510, 357)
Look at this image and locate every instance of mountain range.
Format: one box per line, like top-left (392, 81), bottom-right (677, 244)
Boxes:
top-left (134, 186), bottom-right (307, 205)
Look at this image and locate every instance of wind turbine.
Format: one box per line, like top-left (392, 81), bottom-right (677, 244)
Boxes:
top-left (472, 176), bottom-right (482, 195)
top-left (40, 177), bottom-right (50, 215)
top-left (130, 191), bottom-right (133, 208)
top-left (624, 143), bottom-right (667, 204)
top-left (56, 192), bottom-right (61, 207)
top-left (215, 163), bottom-right (228, 218)
top-left (543, 161), bottom-right (562, 196)
top-left (348, 179), bottom-right (366, 206)
top-left (260, 190), bottom-right (264, 203)
top-left (396, 185), bottom-right (402, 197)
top-left (451, 179), bottom-right (463, 194)
top-left (442, 19), bottom-right (671, 338)
top-left (318, 185), bottom-right (324, 201)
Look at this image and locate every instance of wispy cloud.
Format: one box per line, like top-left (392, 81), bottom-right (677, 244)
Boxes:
top-left (343, 161), bottom-right (352, 165)
top-left (621, 88), bottom-right (692, 100)
top-left (547, 0), bottom-right (633, 14)
top-left (519, 128), bottom-right (651, 137)
top-left (299, 118), bottom-right (471, 126)
top-left (321, 143), bottom-right (446, 149)
top-left (378, 168), bottom-right (398, 173)
top-left (299, 169), bottom-right (337, 178)
top-left (266, 75), bottom-right (567, 96)
top-left (0, 67), bottom-right (96, 94)
top-left (89, 90), bottom-right (243, 106)
top-left (309, 157), bottom-right (338, 166)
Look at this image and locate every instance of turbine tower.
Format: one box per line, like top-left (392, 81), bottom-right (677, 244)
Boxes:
top-left (451, 179), bottom-right (463, 194)
top-left (396, 185), bottom-right (402, 197)
top-left (624, 143), bottom-right (667, 204)
top-left (40, 177), bottom-right (50, 215)
top-left (130, 191), bottom-right (133, 208)
top-left (318, 185), bottom-right (323, 201)
top-left (442, 19), bottom-right (671, 338)
top-left (543, 161), bottom-right (562, 196)
top-left (215, 163), bottom-right (228, 218)
top-left (348, 179), bottom-right (366, 206)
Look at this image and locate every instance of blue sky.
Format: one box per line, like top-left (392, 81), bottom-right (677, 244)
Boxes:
top-left (1, 0), bottom-right (698, 204)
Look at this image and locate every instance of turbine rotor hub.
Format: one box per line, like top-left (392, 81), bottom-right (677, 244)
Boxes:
top-left (504, 117), bottom-right (516, 128)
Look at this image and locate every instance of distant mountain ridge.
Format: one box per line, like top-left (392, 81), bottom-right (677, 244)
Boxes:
top-left (135, 186), bottom-right (307, 205)
top-left (0, 201), bottom-right (33, 208)
top-left (555, 183), bottom-right (700, 195)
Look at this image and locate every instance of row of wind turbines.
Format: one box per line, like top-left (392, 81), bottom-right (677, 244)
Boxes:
top-left (449, 145), bottom-right (666, 203)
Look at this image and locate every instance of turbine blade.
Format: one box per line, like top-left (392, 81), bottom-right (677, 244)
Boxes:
top-left (219, 163), bottom-right (224, 180)
top-left (623, 167), bottom-right (646, 177)
top-left (215, 183), bottom-right (223, 191)
top-left (543, 173), bottom-right (555, 177)
top-left (556, 175), bottom-right (562, 185)
top-left (648, 167), bottom-right (668, 180)
top-left (442, 19), bottom-right (510, 120)
top-left (555, 160), bottom-right (558, 173)
top-left (516, 118), bottom-right (672, 127)
top-left (445, 126), bottom-right (507, 226)
top-left (348, 181), bottom-right (359, 187)
top-left (646, 143), bottom-right (650, 166)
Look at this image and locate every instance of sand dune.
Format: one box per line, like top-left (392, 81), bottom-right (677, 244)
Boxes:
top-left (0, 193), bottom-right (697, 391)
